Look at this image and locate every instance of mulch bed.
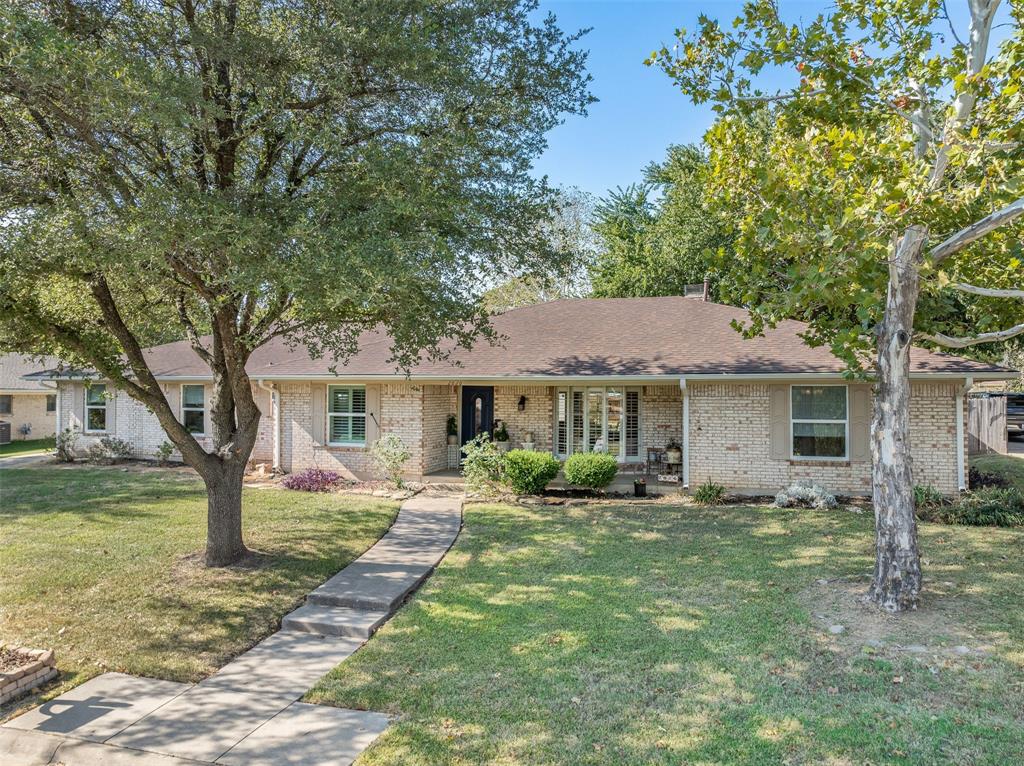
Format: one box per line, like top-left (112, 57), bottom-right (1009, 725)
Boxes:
top-left (0, 646), bottom-right (36, 674)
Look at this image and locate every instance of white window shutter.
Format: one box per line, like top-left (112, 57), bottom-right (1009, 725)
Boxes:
top-left (768, 384), bottom-right (790, 460)
top-left (310, 384), bottom-right (326, 445)
top-left (365, 384), bottom-right (381, 447)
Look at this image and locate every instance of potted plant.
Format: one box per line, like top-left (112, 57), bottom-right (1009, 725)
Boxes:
top-left (665, 439), bottom-right (682, 465)
top-left (446, 415), bottom-right (458, 445)
top-left (493, 420), bottom-right (510, 453)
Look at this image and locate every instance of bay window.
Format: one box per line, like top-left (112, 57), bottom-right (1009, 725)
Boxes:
top-left (555, 386), bottom-right (641, 462)
top-left (791, 385), bottom-right (848, 459)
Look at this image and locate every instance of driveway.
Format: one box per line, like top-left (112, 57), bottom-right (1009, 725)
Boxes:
top-left (1009, 432), bottom-right (1024, 456)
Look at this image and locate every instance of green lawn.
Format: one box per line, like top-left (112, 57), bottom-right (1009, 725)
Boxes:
top-left (308, 502), bottom-right (1024, 765)
top-left (972, 451), bottom-right (1024, 491)
top-left (0, 437), bottom-right (54, 458)
top-left (0, 466), bottom-right (398, 718)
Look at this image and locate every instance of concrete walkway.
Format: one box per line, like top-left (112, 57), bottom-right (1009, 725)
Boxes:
top-left (1, 493), bottom-right (463, 766)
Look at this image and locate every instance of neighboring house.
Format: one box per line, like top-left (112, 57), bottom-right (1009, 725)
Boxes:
top-left (40, 297), bottom-right (1015, 494)
top-left (0, 353), bottom-right (60, 442)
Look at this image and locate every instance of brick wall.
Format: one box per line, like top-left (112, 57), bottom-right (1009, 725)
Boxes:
top-left (1, 393), bottom-right (55, 440)
top-left (688, 381), bottom-right (962, 495)
top-left (493, 385), bottom-right (553, 451)
top-left (641, 385), bottom-right (683, 456)
top-left (58, 381), bottom-right (272, 464)
top-left (422, 385), bottom-right (457, 473)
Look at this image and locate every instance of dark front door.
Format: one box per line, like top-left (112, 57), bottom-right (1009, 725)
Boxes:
top-left (461, 386), bottom-right (494, 446)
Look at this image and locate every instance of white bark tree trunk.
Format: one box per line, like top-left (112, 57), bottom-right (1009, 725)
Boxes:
top-left (867, 225), bottom-right (926, 611)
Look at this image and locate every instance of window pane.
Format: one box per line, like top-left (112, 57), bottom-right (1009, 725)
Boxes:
top-left (572, 391), bottom-right (585, 454)
top-left (330, 415), bottom-right (351, 443)
top-left (46, 395), bottom-right (56, 413)
top-left (793, 422), bottom-right (846, 457)
top-left (606, 390), bottom-right (622, 458)
top-left (184, 409), bottom-right (204, 434)
top-left (556, 392), bottom-right (567, 455)
top-left (351, 415), bottom-right (366, 441)
top-left (625, 391), bottom-right (640, 457)
top-left (792, 386), bottom-right (846, 420)
top-left (182, 385), bottom-right (204, 408)
top-left (587, 390), bottom-right (603, 451)
top-left (329, 387), bottom-right (351, 414)
top-left (87, 384), bottom-right (106, 406)
top-left (351, 388), bottom-right (366, 414)
top-left (87, 407), bottom-right (106, 431)
top-left (0, 395), bottom-right (11, 414)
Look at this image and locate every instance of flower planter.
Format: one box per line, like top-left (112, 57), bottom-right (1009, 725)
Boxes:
top-left (0, 646), bottom-right (58, 705)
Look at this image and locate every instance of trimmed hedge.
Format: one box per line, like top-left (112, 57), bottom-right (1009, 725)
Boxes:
top-left (563, 452), bottom-right (618, 490)
top-left (502, 450), bottom-right (561, 495)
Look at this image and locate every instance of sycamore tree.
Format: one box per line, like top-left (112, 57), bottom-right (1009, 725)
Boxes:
top-left (0, 0), bottom-right (591, 565)
top-left (652, 0), bottom-right (1024, 610)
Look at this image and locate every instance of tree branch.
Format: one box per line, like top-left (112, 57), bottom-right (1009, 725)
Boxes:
top-left (930, 196), bottom-right (1024, 262)
top-left (950, 282), bottom-right (1024, 299)
top-left (920, 322), bottom-right (1024, 348)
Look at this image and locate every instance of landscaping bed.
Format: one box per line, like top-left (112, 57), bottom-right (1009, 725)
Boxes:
top-left (0, 646), bottom-right (57, 706)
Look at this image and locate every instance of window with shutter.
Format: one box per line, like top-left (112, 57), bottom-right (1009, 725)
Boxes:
top-left (327, 386), bottom-right (367, 446)
top-left (791, 385), bottom-right (848, 459)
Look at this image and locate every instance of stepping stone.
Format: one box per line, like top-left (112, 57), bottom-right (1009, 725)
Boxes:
top-left (2, 673), bottom-right (190, 743)
top-left (108, 685), bottom-right (297, 762)
top-left (307, 560), bottom-right (434, 611)
top-left (281, 603), bottom-right (389, 639)
top-left (202, 632), bottom-right (363, 697)
top-left (216, 702), bottom-right (390, 766)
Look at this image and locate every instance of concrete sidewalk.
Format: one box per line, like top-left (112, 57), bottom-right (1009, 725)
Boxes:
top-left (1, 493), bottom-right (464, 766)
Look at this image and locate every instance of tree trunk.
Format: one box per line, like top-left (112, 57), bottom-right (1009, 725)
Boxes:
top-left (867, 226), bottom-right (925, 611)
top-left (203, 463), bottom-right (250, 567)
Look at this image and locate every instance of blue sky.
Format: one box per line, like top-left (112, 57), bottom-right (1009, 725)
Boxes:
top-left (530, 1), bottom-right (1009, 200)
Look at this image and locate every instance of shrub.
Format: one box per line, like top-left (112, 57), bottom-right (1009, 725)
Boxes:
top-left (926, 487), bottom-right (1024, 527)
top-left (281, 468), bottom-right (342, 492)
top-left (493, 420), bottom-right (509, 442)
top-left (154, 441), bottom-right (174, 464)
top-left (371, 432), bottom-right (411, 487)
top-left (968, 465), bottom-right (1009, 489)
top-left (446, 415), bottom-right (458, 437)
top-left (774, 481), bottom-right (837, 509)
top-left (563, 452), bottom-right (618, 490)
top-left (502, 450), bottom-right (560, 495)
top-left (461, 433), bottom-right (504, 494)
top-left (86, 436), bottom-right (132, 464)
top-left (55, 427), bottom-right (79, 462)
top-left (913, 484), bottom-right (946, 512)
top-left (693, 478), bottom-right (726, 505)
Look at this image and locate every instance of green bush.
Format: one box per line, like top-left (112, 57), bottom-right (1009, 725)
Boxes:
top-left (460, 433), bottom-right (504, 495)
top-left (502, 450), bottom-right (560, 495)
top-left (563, 452), bottom-right (618, 490)
top-left (942, 487), bottom-right (1024, 527)
top-left (693, 478), bottom-right (726, 505)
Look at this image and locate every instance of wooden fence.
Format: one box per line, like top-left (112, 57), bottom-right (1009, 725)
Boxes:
top-left (968, 396), bottom-right (1008, 455)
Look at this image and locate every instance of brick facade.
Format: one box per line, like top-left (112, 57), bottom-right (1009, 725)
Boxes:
top-left (0, 393), bottom-right (55, 440)
top-left (59, 377), bottom-right (965, 495)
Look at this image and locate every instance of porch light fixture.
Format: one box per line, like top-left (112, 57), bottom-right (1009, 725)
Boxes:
top-left (518, 395), bottom-right (527, 412)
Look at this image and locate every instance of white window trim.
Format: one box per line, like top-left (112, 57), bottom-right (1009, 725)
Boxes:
top-left (790, 384), bottom-right (849, 461)
top-left (554, 386), bottom-right (642, 462)
top-left (327, 385), bottom-right (367, 447)
top-left (181, 384), bottom-right (206, 437)
top-left (84, 384), bottom-right (108, 434)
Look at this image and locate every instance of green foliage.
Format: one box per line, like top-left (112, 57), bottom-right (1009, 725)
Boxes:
top-left (460, 434), bottom-right (504, 495)
top-left (371, 433), bottom-right (412, 488)
top-left (648, 2), bottom-right (1024, 368)
top-left (493, 421), bottom-right (510, 442)
top-left (154, 441), bottom-right (174, 465)
top-left (917, 487), bottom-right (1024, 527)
top-left (693, 479), bottom-right (726, 506)
top-left (914, 484), bottom-right (946, 511)
top-left (563, 452), bottom-right (618, 490)
top-left (446, 415), bottom-right (458, 437)
top-left (501, 450), bottom-right (560, 495)
top-left (86, 436), bottom-right (132, 464)
top-left (54, 427), bottom-right (78, 463)
top-left (590, 144), bottom-right (736, 299)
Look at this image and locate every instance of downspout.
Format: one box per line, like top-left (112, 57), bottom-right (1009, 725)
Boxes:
top-left (956, 376), bottom-right (972, 492)
top-left (40, 380), bottom-right (60, 436)
top-left (257, 379), bottom-right (280, 473)
top-left (679, 377), bottom-right (690, 489)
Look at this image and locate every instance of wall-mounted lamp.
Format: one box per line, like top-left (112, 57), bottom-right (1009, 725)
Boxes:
top-left (517, 395), bottom-right (527, 412)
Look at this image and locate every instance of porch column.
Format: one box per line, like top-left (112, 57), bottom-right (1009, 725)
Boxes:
top-left (956, 377), bottom-right (971, 491)
top-left (679, 377), bottom-right (690, 489)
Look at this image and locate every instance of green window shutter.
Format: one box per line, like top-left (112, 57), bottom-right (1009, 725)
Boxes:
top-left (850, 384), bottom-right (871, 462)
top-left (768, 384), bottom-right (790, 460)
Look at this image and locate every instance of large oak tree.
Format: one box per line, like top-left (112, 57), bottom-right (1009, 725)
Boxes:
top-left (0, 0), bottom-right (592, 565)
top-left (653, 0), bottom-right (1024, 610)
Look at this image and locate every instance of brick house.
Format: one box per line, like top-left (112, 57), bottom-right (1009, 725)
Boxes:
top-left (0, 354), bottom-right (59, 442)
top-left (42, 297), bottom-right (1014, 494)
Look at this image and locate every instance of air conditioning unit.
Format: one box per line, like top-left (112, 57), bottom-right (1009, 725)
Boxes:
top-left (0, 422), bottom-right (11, 445)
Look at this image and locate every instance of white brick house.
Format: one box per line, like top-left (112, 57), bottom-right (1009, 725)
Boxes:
top-left (41, 297), bottom-right (1015, 494)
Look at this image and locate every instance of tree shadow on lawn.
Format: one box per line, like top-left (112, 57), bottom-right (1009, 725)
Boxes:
top-left (307, 502), bottom-right (1024, 765)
